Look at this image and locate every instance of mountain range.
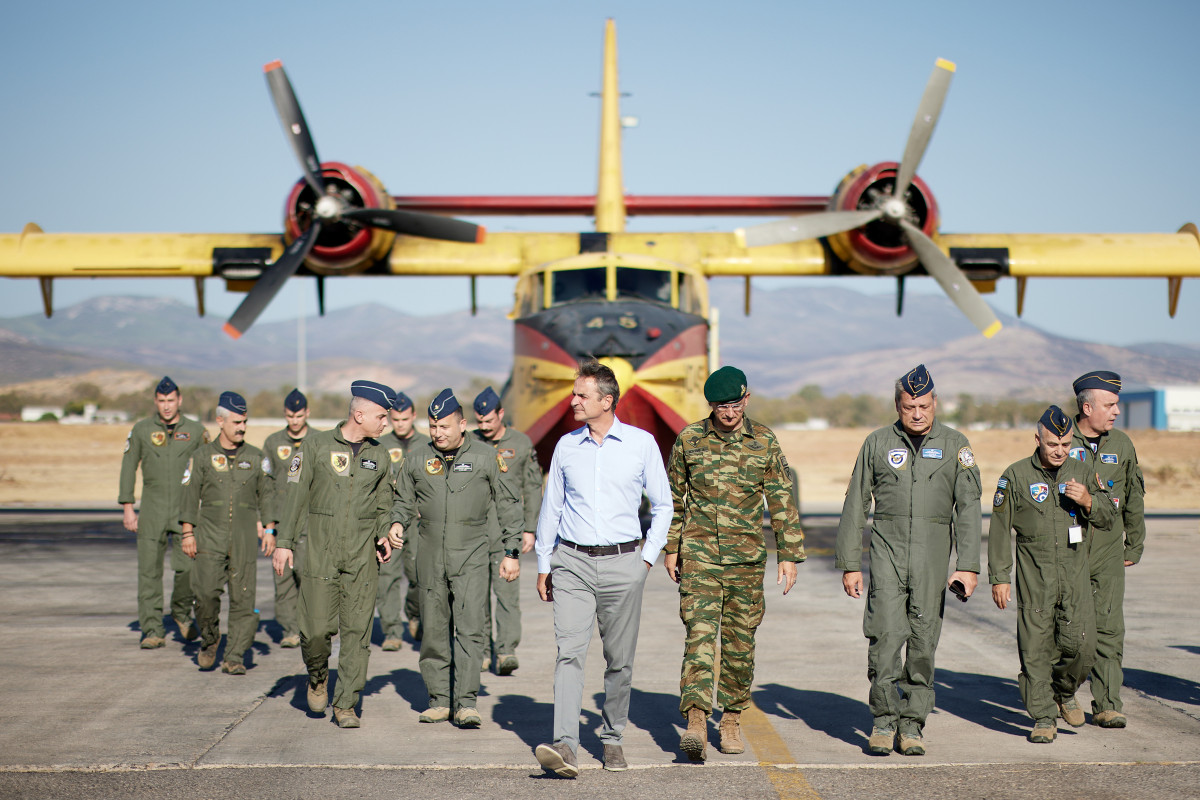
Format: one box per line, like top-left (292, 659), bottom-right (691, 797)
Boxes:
top-left (1, 285), bottom-right (1197, 400)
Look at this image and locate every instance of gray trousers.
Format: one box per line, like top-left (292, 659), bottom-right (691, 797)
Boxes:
top-left (550, 545), bottom-right (648, 752)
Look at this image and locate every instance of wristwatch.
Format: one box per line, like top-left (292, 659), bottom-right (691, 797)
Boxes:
top-left (504, 548), bottom-right (520, 560)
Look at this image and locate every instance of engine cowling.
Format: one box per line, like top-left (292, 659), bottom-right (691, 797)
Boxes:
top-left (282, 162), bottom-right (396, 275)
top-left (826, 161), bottom-right (940, 276)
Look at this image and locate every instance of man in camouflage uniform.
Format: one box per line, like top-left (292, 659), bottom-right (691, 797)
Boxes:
top-left (376, 392), bottom-right (430, 650)
top-left (989, 405), bottom-right (1114, 743)
top-left (389, 389), bottom-right (523, 728)
top-left (263, 388), bottom-right (310, 648)
top-left (119, 376), bottom-right (209, 648)
top-left (664, 366), bottom-right (804, 762)
top-left (273, 380), bottom-right (397, 729)
top-left (1068, 370), bottom-right (1146, 728)
top-left (835, 364), bottom-right (982, 757)
top-left (472, 386), bottom-right (542, 675)
top-left (180, 392), bottom-right (277, 674)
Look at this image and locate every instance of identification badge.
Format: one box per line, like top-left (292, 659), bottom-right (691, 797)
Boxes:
top-left (452, 462), bottom-right (473, 472)
top-left (1100, 453), bottom-right (1119, 465)
top-left (1069, 526), bottom-right (1083, 544)
top-left (921, 448), bottom-right (943, 459)
top-left (174, 432), bottom-right (190, 441)
top-left (361, 458), bottom-right (378, 471)
top-left (236, 460), bottom-right (252, 470)
top-left (499, 448), bottom-right (516, 460)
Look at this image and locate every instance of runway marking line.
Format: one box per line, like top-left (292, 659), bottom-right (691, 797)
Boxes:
top-left (742, 700), bottom-right (823, 800)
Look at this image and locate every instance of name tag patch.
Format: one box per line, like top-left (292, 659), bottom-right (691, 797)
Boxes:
top-left (361, 458), bottom-right (378, 471)
top-left (174, 432), bottom-right (190, 441)
top-left (1100, 453), bottom-right (1119, 465)
top-left (921, 448), bottom-right (943, 459)
top-left (236, 460), bottom-right (252, 470)
top-left (452, 462), bottom-right (474, 472)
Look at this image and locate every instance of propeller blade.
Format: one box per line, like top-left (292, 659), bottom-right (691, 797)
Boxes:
top-left (893, 58), bottom-right (955, 204)
top-left (223, 222), bottom-right (322, 339)
top-left (340, 208), bottom-right (486, 243)
top-left (736, 209), bottom-right (883, 248)
top-left (899, 219), bottom-right (1001, 338)
top-left (264, 61), bottom-right (325, 195)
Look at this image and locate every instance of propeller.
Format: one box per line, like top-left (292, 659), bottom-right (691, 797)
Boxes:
top-left (223, 61), bottom-right (487, 338)
top-left (735, 58), bottom-right (1002, 338)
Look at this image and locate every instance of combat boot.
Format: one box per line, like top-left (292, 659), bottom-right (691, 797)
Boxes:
top-left (220, 661), bottom-right (246, 675)
top-left (140, 635), bottom-right (166, 650)
top-left (307, 679), bottom-right (328, 714)
top-left (177, 619), bottom-right (199, 642)
top-left (333, 707), bottom-right (360, 728)
top-left (1094, 710), bottom-right (1127, 728)
top-left (408, 619), bottom-right (422, 641)
top-left (867, 727), bottom-right (894, 755)
top-left (280, 634), bottom-right (301, 648)
top-left (897, 732), bottom-right (925, 756)
top-left (680, 706), bottom-right (708, 762)
top-left (381, 637), bottom-right (402, 651)
top-left (719, 711), bottom-right (745, 754)
top-left (496, 654), bottom-right (519, 676)
top-left (1056, 695), bottom-right (1085, 727)
top-left (418, 706), bottom-right (451, 723)
top-left (454, 707), bottom-right (482, 728)
top-left (197, 643), bottom-right (218, 669)
top-left (1029, 719), bottom-right (1057, 743)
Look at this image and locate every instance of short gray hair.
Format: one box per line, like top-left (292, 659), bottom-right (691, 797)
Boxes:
top-left (578, 358), bottom-right (620, 407)
top-left (1075, 389), bottom-right (1094, 414)
top-left (216, 405), bottom-right (232, 420)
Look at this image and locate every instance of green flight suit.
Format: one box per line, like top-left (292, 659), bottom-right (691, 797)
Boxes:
top-left (988, 453), bottom-right (1115, 723)
top-left (278, 423), bottom-right (393, 712)
top-left (119, 414), bottom-right (209, 640)
top-left (392, 435), bottom-right (523, 712)
top-left (180, 441), bottom-right (276, 666)
top-left (666, 415), bottom-right (805, 717)
top-left (836, 419), bottom-right (982, 736)
top-left (1068, 424), bottom-right (1146, 715)
top-left (263, 428), bottom-right (309, 641)
top-left (376, 429), bottom-right (431, 640)
top-left (472, 426), bottom-right (542, 661)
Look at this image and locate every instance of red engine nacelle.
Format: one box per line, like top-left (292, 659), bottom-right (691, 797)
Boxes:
top-left (826, 161), bottom-right (940, 276)
top-left (282, 162), bottom-right (396, 275)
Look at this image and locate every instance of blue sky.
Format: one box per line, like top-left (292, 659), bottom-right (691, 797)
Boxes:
top-left (1, 0), bottom-right (1197, 346)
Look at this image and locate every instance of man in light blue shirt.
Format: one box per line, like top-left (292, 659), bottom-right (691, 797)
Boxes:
top-left (533, 359), bottom-right (672, 778)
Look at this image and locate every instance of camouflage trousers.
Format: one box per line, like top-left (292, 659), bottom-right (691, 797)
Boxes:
top-left (678, 559), bottom-right (765, 716)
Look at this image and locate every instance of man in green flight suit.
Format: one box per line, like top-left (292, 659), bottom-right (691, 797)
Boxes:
top-left (989, 405), bottom-right (1114, 743)
top-left (263, 388), bottom-right (310, 649)
top-left (389, 388), bottom-right (524, 728)
top-left (180, 392), bottom-right (277, 674)
top-left (376, 391), bottom-right (430, 650)
top-left (836, 364), bottom-right (982, 757)
top-left (1067, 370), bottom-right (1146, 729)
top-left (664, 366), bottom-right (804, 763)
top-left (119, 376), bottom-right (209, 649)
top-left (472, 385), bottom-right (542, 676)
top-left (273, 380), bottom-right (397, 729)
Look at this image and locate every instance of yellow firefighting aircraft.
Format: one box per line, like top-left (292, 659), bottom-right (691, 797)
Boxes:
top-left (1, 19), bottom-right (1198, 465)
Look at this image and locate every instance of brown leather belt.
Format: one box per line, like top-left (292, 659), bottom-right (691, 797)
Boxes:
top-left (559, 539), bottom-right (640, 557)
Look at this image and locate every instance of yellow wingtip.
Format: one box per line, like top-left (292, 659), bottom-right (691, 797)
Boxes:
top-left (935, 57), bottom-right (957, 73)
top-left (982, 320), bottom-right (1002, 339)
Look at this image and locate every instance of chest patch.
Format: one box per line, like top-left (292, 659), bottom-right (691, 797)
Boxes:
top-left (1100, 453), bottom-right (1119, 465)
top-left (277, 445), bottom-right (292, 461)
top-left (957, 447), bottom-right (975, 468)
top-left (921, 448), bottom-right (943, 459)
top-left (499, 448), bottom-right (517, 460)
top-left (887, 449), bottom-right (908, 469)
top-left (388, 447), bottom-right (403, 463)
top-left (1112, 497), bottom-right (1121, 509)
top-left (330, 452), bottom-right (350, 474)
top-left (426, 458), bottom-right (444, 475)
top-left (745, 440), bottom-right (766, 451)
top-left (1068, 447), bottom-right (1087, 462)
top-left (211, 454), bottom-right (229, 472)
top-left (1029, 482), bottom-right (1049, 503)
top-left (236, 460), bottom-right (252, 470)
top-left (151, 431), bottom-right (166, 447)
top-left (174, 431), bottom-right (190, 441)
top-left (361, 458), bottom-right (378, 471)
top-left (452, 461), bottom-right (474, 472)
top-left (497, 453), bottom-right (508, 473)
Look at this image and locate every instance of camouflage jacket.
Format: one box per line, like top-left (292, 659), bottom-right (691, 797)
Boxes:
top-left (666, 415), bottom-right (804, 565)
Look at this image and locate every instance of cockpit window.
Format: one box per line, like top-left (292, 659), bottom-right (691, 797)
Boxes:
top-left (615, 267), bottom-right (671, 304)
top-left (552, 268), bottom-right (606, 303)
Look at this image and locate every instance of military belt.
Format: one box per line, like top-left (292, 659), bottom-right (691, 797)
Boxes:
top-left (560, 539), bottom-right (640, 557)
top-left (872, 513), bottom-right (952, 524)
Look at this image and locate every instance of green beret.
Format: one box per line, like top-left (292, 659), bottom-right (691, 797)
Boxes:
top-left (704, 366), bottom-right (748, 404)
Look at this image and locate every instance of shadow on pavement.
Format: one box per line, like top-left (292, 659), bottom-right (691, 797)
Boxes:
top-left (932, 668), bottom-right (1028, 737)
top-left (1124, 667), bottom-right (1200, 706)
top-left (362, 667), bottom-right (426, 710)
top-left (754, 683), bottom-right (871, 750)
top-left (493, 694), bottom-right (555, 750)
top-left (626, 687), bottom-right (692, 763)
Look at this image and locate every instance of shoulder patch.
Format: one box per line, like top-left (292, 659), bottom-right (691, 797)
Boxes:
top-left (497, 453), bottom-right (508, 473)
top-left (997, 477), bottom-right (1008, 489)
top-left (957, 447), bottom-right (975, 468)
top-left (182, 457), bottom-right (193, 486)
top-left (262, 457), bottom-right (272, 475)
top-left (123, 435), bottom-right (131, 454)
top-left (993, 489), bottom-right (1005, 507)
top-left (201, 430), bottom-right (211, 443)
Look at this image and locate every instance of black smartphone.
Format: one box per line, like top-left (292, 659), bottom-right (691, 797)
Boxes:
top-left (949, 579), bottom-right (968, 603)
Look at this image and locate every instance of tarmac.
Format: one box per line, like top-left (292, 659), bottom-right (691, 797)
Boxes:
top-left (1, 508), bottom-right (1197, 800)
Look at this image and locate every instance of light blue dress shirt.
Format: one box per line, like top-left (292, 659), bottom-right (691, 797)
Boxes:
top-left (535, 417), bottom-right (672, 573)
